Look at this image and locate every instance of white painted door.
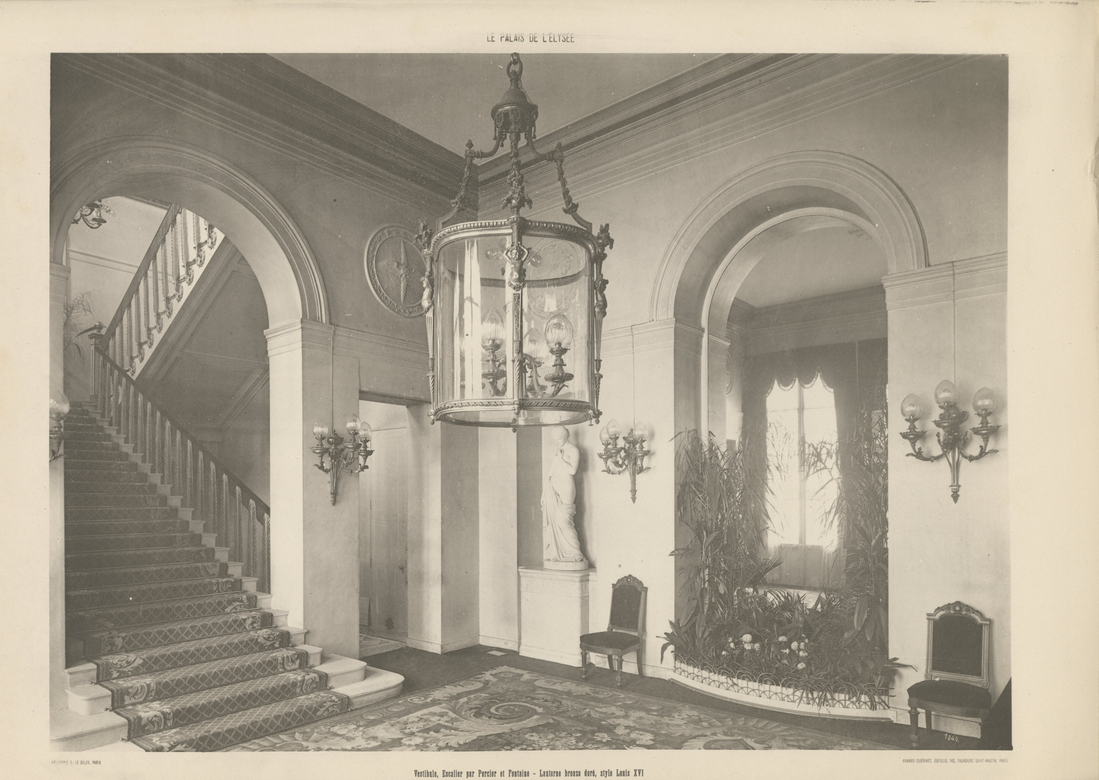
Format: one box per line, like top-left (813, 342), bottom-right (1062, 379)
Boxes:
top-left (360, 425), bottom-right (408, 637)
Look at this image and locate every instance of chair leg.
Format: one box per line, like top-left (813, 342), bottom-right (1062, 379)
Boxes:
top-left (909, 705), bottom-right (920, 748)
top-left (581, 650), bottom-right (588, 679)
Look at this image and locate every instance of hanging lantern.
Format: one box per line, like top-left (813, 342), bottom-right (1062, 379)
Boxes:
top-left (415, 53), bottom-right (613, 428)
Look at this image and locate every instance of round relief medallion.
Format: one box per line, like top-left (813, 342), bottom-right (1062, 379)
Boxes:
top-left (365, 225), bottom-right (427, 318)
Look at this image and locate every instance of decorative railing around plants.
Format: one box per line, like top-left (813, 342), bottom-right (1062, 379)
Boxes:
top-left (671, 657), bottom-right (895, 721)
top-left (100, 205), bottom-right (223, 377)
top-left (89, 339), bottom-right (271, 594)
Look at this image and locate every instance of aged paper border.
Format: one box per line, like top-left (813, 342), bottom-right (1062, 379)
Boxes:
top-left (1, 1), bottom-right (1096, 778)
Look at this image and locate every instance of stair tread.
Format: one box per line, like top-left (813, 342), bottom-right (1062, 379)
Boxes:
top-left (88, 628), bottom-right (295, 682)
top-left (67, 575), bottom-right (238, 595)
top-left (73, 609), bottom-right (274, 640)
top-left (130, 689), bottom-right (350, 751)
top-left (115, 668), bottom-right (330, 739)
top-left (67, 591), bottom-right (260, 633)
top-left (98, 646), bottom-right (314, 708)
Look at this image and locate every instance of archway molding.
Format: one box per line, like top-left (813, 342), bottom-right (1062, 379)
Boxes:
top-left (50, 137), bottom-right (329, 327)
top-left (652, 150), bottom-right (926, 327)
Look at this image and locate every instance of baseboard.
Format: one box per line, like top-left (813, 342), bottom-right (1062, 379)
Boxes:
top-left (479, 635), bottom-right (520, 652)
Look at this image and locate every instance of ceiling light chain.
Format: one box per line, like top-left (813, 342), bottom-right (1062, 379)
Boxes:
top-left (412, 53), bottom-right (614, 429)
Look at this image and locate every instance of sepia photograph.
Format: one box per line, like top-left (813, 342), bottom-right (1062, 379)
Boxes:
top-left (1, 1), bottom-right (1096, 778)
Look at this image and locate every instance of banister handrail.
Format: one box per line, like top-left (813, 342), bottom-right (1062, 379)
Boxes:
top-left (95, 345), bottom-right (270, 519)
top-left (103, 204), bottom-right (182, 343)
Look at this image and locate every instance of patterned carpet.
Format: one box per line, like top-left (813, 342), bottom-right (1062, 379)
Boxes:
top-left (227, 666), bottom-right (891, 751)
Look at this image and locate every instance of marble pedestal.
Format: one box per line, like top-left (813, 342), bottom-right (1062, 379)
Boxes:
top-left (518, 566), bottom-right (594, 667)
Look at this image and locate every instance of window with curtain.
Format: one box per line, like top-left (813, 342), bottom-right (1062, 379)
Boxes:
top-left (765, 374), bottom-right (839, 588)
top-left (742, 339), bottom-right (886, 591)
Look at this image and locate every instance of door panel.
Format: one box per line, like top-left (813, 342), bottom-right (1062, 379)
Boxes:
top-left (361, 425), bottom-right (408, 637)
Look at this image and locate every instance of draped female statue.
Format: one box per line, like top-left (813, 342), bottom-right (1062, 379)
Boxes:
top-left (542, 426), bottom-right (587, 569)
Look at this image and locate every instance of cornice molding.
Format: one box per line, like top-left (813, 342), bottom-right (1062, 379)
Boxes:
top-left (954, 252), bottom-right (1007, 299)
top-left (480, 54), bottom-right (973, 215)
top-left (883, 253), bottom-right (1006, 310)
top-left (736, 287), bottom-right (886, 356)
top-left (58, 54), bottom-right (464, 214)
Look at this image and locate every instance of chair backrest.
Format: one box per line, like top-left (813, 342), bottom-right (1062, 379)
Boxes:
top-left (924, 601), bottom-right (991, 688)
top-left (607, 575), bottom-right (647, 637)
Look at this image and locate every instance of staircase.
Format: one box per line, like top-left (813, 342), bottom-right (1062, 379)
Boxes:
top-left (55, 404), bottom-right (402, 752)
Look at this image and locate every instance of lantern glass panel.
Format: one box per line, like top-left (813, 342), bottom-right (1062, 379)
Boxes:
top-left (432, 224), bottom-right (596, 426)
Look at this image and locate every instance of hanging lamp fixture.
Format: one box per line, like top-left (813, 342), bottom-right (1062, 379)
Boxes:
top-left (415, 53), bottom-right (614, 429)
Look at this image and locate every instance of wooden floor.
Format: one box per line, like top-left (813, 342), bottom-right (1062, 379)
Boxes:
top-left (365, 644), bottom-right (991, 751)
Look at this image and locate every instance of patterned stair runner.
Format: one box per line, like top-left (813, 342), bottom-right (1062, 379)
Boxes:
top-left (64, 405), bottom-right (351, 750)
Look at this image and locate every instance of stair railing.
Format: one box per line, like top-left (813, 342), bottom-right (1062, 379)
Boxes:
top-left (89, 344), bottom-right (271, 594)
top-left (99, 205), bottom-right (222, 377)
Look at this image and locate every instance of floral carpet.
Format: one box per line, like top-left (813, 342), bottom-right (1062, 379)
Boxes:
top-left (226, 666), bottom-right (891, 751)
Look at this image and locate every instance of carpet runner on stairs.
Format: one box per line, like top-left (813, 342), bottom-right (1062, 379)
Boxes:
top-left (62, 404), bottom-right (354, 751)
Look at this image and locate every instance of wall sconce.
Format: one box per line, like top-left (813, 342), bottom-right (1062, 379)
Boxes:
top-left (311, 416), bottom-right (374, 505)
top-left (598, 420), bottom-right (650, 503)
top-left (50, 393), bottom-right (71, 462)
top-left (900, 380), bottom-right (999, 503)
top-left (71, 200), bottom-right (114, 229)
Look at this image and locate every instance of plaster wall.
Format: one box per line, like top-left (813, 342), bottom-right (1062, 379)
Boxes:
top-left (486, 56), bottom-right (1006, 330)
top-left (885, 256), bottom-right (1009, 735)
top-left (479, 428), bottom-right (518, 650)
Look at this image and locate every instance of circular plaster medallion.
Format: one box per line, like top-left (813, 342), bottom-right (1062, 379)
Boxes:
top-left (365, 225), bottom-right (427, 318)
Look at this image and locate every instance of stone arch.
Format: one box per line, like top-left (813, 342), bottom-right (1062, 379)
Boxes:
top-left (651, 150), bottom-right (926, 327)
top-left (50, 137), bottom-right (329, 327)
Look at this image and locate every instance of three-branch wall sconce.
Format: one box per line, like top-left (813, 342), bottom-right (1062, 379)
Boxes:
top-left (899, 380), bottom-right (1000, 503)
top-left (598, 420), bottom-right (650, 503)
top-left (311, 416), bottom-right (374, 505)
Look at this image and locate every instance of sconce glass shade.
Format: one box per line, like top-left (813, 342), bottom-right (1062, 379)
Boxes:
top-left (900, 393), bottom-right (923, 420)
top-left (431, 226), bottom-right (597, 427)
top-left (346, 415), bottom-right (361, 434)
top-left (313, 422), bottom-right (329, 437)
top-left (972, 386), bottom-right (997, 414)
top-left (359, 420), bottom-right (373, 441)
top-left (599, 424), bottom-right (613, 445)
top-left (50, 392), bottom-right (71, 418)
top-left (629, 421), bottom-right (650, 441)
top-left (934, 379), bottom-right (958, 407)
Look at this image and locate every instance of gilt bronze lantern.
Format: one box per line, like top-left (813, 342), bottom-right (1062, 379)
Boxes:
top-left (415, 54), bottom-right (613, 428)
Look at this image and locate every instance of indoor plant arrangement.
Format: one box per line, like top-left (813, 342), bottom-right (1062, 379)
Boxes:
top-left (662, 414), bottom-right (905, 711)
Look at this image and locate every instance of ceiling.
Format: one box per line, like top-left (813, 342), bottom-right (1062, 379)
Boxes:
top-left (735, 222), bottom-right (887, 309)
top-left (273, 53), bottom-right (715, 155)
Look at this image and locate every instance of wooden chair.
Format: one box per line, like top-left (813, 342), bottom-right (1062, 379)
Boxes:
top-left (580, 575), bottom-right (646, 688)
top-left (908, 601), bottom-right (992, 748)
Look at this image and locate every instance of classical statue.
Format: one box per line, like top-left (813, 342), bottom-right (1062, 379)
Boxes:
top-left (542, 426), bottom-right (587, 569)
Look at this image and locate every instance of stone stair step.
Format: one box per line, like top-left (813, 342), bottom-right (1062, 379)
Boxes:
top-left (63, 481), bottom-right (159, 495)
top-left (67, 590), bottom-right (261, 635)
top-left (116, 668), bottom-right (333, 739)
top-left (67, 531), bottom-right (201, 553)
top-left (130, 688), bottom-right (351, 751)
top-left (72, 609), bottom-right (283, 658)
top-left (67, 493), bottom-right (168, 507)
top-left (88, 627), bottom-right (301, 683)
top-left (91, 645), bottom-right (319, 708)
top-left (65, 519), bottom-right (192, 538)
top-left (66, 545), bottom-right (215, 570)
top-left (66, 560), bottom-right (227, 590)
top-left (66, 506), bottom-right (180, 522)
top-left (66, 575), bottom-right (243, 611)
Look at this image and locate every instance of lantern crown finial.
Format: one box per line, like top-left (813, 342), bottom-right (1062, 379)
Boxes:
top-left (417, 55), bottom-right (613, 427)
